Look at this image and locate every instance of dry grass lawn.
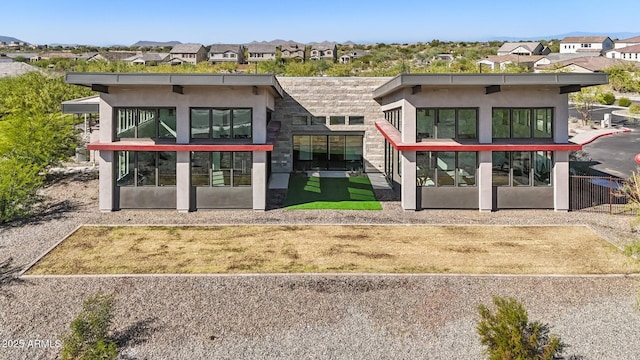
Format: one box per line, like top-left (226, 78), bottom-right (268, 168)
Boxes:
top-left (26, 225), bottom-right (640, 275)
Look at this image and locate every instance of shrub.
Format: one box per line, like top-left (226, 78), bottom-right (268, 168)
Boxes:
top-left (477, 296), bottom-right (568, 360)
top-left (60, 292), bottom-right (117, 360)
top-left (629, 104), bottom-right (640, 114)
top-left (619, 97), bottom-right (632, 107)
top-left (597, 92), bottom-right (616, 105)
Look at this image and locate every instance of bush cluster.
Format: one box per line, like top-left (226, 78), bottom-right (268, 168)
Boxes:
top-left (597, 92), bottom-right (616, 105)
top-left (619, 97), bottom-right (632, 107)
top-left (629, 104), bottom-right (640, 115)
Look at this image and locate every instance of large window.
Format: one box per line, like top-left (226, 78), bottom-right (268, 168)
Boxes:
top-left (492, 151), bottom-right (552, 186)
top-left (116, 108), bottom-right (176, 140)
top-left (191, 152), bottom-right (252, 187)
top-left (116, 151), bottom-right (176, 187)
top-left (416, 151), bottom-right (477, 187)
top-left (492, 108), bottom-right (553, 139)
top-left (417, 108), bottom-right (477, 140)
top-left (190, 108), bottom-right (252, 139)
top-left (384, 108), bottom-right (402, 131)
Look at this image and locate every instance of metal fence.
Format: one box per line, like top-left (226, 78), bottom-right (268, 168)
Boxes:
top-left (569, 175), bottom-right (635, 215)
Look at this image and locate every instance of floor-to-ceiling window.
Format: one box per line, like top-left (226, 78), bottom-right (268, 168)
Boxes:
top-left (292, 135), bottom-right (363, 171)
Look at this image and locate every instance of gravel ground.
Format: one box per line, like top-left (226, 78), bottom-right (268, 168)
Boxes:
top-left (2, 173), bottom-right (640, 359)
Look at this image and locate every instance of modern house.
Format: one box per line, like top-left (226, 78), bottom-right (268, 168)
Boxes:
top-left (208, 44), bottom-right (245, 64)
top-left (280, 43), bottom-right (305, 62)
top-left (309, 42), bottom-right (338, 61)
top-left (169, 44), bottom-right (207, 65)
top-left (497, 42), bottom-right (549, 56)
top-left (560, 36), bottom-right (613, 55)
top-left (373, 73), bottom-right (607, 211)
top-left (247, 44), bottom-right (277, 62)
top-left (66, 72), bottom-right (607, 212)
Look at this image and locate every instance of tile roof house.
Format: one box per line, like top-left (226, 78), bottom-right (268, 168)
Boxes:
top-left (560, 36), bottom-right (613, 55)
top-left (247, 44), bottom-right (277, 62)
top-left (169, 43), bottom-right (207, 65)
top-left (606, 44), bottom-right (640, 62)
top-left (339, 50), bottom-right (369, 64)
top-left (477, 55), bottom-right (544, 71)
top-left (280, 43), bottom-right (305, 62)
top-left (614, 36), bottom-right (640, 49)
top-left (124, 53), bottom-right (170, 66)
top-left (309, 42), bottom-right (337, 61)
top-left (497, 42), bottom-right (549, 56)
top-left (208, 44), bottom-right (245, 64)
top-left (536, 56), bottom-right (638, 73)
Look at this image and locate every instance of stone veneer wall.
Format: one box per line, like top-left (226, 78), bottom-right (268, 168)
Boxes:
top-left (272, 77), bottom-right (391, 173)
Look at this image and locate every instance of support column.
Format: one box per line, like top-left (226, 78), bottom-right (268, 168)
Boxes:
top-left (252, 151), bottom-right (267, 210)
top-left (478, 151), bottom-right (493, 211)
top-left (401, 151), bottom-right (417, 210)
top-left (176, 151), bottom-right (191, 212)
top-left (554, 151), bottom-right (570, 211)
top-left (98, 150), bottom-right (115, 212)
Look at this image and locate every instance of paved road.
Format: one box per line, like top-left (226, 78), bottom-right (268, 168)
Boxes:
top-left (568, 105), bottom-right (640, 178)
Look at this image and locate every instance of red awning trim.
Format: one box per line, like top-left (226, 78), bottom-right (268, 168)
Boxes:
top-left (374, 121), bottom-right (582, 152)
top-left (87, 143), bottom-right (273, 151)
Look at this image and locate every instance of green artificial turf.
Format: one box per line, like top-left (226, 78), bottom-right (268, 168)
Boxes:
top-left (284, 175), bottom-right (382, 210)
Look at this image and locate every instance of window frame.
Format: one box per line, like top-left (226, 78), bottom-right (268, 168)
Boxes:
top-left (114, 107), bottom-right (177, 140)
top-left (416, 151), bottom-right (477, 187)
top-left (492, 107), bottom-right (553, 139)
top-left (416, 107), bottom-right (478, 140)
top-left (190, 107), bottom-right (253, 140)
top-left (190, 151), bottom-right (253, 187)
top-left (115, 151), bottom-right (177, 187)
top-left (492, 151), bottom-right (553, 187)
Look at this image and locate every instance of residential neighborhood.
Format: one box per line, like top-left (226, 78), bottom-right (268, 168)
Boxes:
top-left (4, 9), bottom-right (640, 358)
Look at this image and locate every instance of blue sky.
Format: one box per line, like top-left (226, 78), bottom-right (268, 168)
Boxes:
top-left (3, 0), bottom-right (639, 45)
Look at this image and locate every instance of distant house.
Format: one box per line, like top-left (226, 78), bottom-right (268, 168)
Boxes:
top-left (99, 51), bottom-right (138, 62)
top-left (606, 44), bottom-right (640, 62)
top-left (280, 43), bottom-right (305, 62)
top-left (169, 43), bottom-right (207, 65)
top-left (247, 44), bottom-right (277, 62)
top-left (477, 55), bottom-right (543, 71)
top-left (560, 36), bottom-right (613, 55)
top-left (532, 53), bottom-right (598, 69)
top-left (309, 42), bottom-right (337, 62)
top-left (209, 44), bottom-right (245, 64)
top-left (536, 56), bottom-right (637, 73)
top-left (614, 36), bottom-right (640, 49)
top-left (124, 53), bottom-right (169, 66)
top-left (339, 50), bottom-right (369, 64)
top-left (497, 42), bottom-right (549, 56)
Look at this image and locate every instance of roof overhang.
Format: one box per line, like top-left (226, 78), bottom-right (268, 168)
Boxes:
top-left (61, 95), bottom-right (100, 114)
top-left (375, 121), bottom-right (582, 152)
top-left (65, 72), bottom-right (284, 98)
top-left (373, 73), bottom-right (609, 101)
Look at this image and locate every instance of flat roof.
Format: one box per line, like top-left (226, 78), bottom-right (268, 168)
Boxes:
top-left (61, 95), bottom-right (100, 114)
top-left (373, 73), bottom-right (609, 100)
top-left (65, 72), bottom-right (284, 98)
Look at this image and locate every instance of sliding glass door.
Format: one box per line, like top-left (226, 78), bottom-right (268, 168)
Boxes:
top-left (293, 135), bottom-right (363, 171)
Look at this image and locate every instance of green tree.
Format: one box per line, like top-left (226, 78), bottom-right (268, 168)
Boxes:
top-left (0, 157), bottom-right (42, 224)
top-left (60, 292), bottom-right (117, 360)
top-left (477, 297), bottom-right (569, 360)
top-left (570, 88), bottom-right (597, 126)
